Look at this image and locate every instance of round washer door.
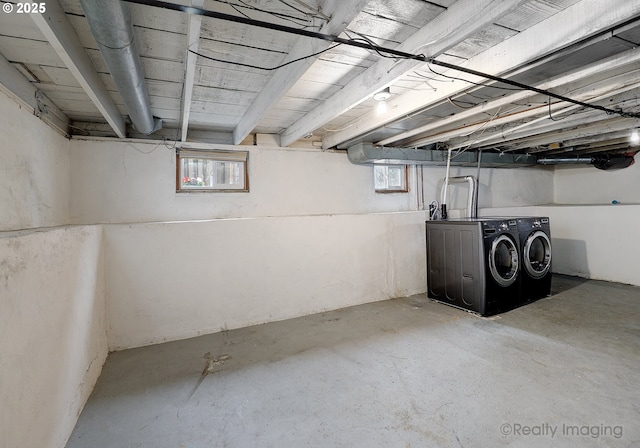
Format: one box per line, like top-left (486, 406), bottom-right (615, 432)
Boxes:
top-left (524, 230), bottom-right (552, 278)
top-left (489, 234), bottom-right (520, 287)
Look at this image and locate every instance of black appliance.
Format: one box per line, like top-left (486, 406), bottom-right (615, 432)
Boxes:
top-left (426, 218), bottom-right (521, 316)
top-left (516, 217), bottom-right (552, 301)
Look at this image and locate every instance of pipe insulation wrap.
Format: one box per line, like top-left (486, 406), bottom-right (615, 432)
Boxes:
top-left (80, 0), bottom-right (159, 134)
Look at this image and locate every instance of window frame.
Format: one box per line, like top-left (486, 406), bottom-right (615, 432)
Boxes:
top-left (374, 164), bottom-right (409, 193)
top-left (176, 148), bottom-right (250, 193)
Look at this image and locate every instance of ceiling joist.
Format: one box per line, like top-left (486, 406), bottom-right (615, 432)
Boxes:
top-left (405, 69), bottom-right (640, 150)
top-left (232, 0), bottom-right (370, 145)
top-left (27, 0), bottom-right (126, 138)
top-left (377, 47), bottom-right (640, 147)
top-left (0, 53), bottom-right (69, 135)
top-left (180, 0), bottom-right (205, 142)
top-left (321, 0), bottom-right (640, 150)
top-left (279, 0), bottom-right (529, 147)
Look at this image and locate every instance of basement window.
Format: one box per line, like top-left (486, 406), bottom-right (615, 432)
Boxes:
top-left (177, 149), bottom-right (249, 192)
top-left (374, 165), bottom-right (408, 193)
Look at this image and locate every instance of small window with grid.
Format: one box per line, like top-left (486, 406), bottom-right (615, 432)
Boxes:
top-left (374, 165), bottom-right (408, 193)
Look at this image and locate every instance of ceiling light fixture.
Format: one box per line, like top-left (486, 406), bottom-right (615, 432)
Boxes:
top-left (376, 100), bottom-right (388, 114)
top-left (373, 88), bottom-right (391, 115)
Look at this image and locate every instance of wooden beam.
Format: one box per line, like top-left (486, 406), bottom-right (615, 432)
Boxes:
top-left (446, 79), bottom-right (640, 151)
top-left (320, 0), bottom-right (640, 149)
top-left (232, 0), bottom-right (369, 145)
top-left (376, 47), bottom-right (640, 147)
top-left (28, 0), bottom-right (126, 138)
top-left (407, 71), bottom-right (640, 149)
top-left (508, 116), bottom-right (637, 153)
top-left (180, 0), bottom-right (204, 142)
top-left (279, 0), bottom-right (528, 147)
top-left (0, 54), bottom-right (69, 135)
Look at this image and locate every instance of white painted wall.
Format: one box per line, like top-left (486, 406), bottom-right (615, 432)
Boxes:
top-left (0, 226), bottom-right (107, 448)
top-left (485, 157), bottom-right (640, 285)
top-left (69, 139), bottom-right (555, 224)
top-left (69, 140), bottom-right (413, 224)
top-left (0, 92), bottom-right (107, 448)
top-left (421, 164), bottom-right (553, 215)
top-left (554, 160), bottom-right (640, 204)
top-left (482, 205), bottom-right (640, 286)
top-left (0, 91), bottom-right (70, 231)
top-left (69, 138), bottom-right (554, 351)
top-left (104, 212), bottom-right (427, 350)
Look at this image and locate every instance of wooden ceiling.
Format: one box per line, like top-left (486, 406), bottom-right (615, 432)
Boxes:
top-left (1, 0), bottom-right (640, 159)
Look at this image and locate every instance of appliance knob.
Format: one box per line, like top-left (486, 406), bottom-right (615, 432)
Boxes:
top-left (499, 222), bottom-right (508, 230)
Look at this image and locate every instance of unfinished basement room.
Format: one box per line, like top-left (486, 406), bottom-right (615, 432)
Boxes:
top-left (1, 0), bottom-right (640, 447)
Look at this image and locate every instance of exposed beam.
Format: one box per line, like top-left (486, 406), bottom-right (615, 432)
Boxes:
top-left (279, 0), bottom-right (528, 147)
top-left (28, 0), bottom-right (126, 138)
top-left (505, 116), bottom-right (638, 153)
top-left (377, 47), bottom-right (640, 147)
top-left (321, 0), bottom-right (640, 149)
top-left (232, 0), bottom-right (369, 145)
top-left (443, 106), bottom-right (634, 152)
top-left (180, 0), bottom-right (205, 142)
top-left (0, 54), bottom-right (69, 135)
top-left (407, 71), bottom-right (640, 149)
top-left (446, 80), bottom-right (640, 152)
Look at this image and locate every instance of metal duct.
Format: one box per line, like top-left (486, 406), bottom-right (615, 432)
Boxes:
top-left (536, 157), bottom-right (593, 165)
top-left (347, 143), bottom-right (537, 167)
top-left (440, 175), bottom-right (478, 219)
top-left (537, 154), bottom-right (636, 170)
top-left (80, 0), bottom-right (160, 134)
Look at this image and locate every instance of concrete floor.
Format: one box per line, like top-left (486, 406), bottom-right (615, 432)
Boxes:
top-left (66, 275), bottom-right (640, 448)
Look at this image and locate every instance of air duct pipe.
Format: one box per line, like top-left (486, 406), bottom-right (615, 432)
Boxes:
top-left (440, 175), bottom-right (478, 219)
top-left (537, 154), bottom-right (636, 170)
top-left (80, 0), bottom-right (161, 135)
top-left (536, 157), bottom-right (593, 165)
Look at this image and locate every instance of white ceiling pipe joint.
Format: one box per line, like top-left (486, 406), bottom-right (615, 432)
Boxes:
top-left (79, 0), bottom-right (160, 135)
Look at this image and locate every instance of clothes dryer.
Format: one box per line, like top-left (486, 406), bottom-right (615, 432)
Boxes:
top-left (426, 218), bottom-right (521, 316)
top-left (516, 217), bottom-right (552, 301)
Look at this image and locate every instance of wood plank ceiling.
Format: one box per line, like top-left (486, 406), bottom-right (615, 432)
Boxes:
top-left (1, 0), bottom-right (640, 161)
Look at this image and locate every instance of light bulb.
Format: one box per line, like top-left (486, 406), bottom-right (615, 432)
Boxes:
top-left (376, 100), bottom-right (387, 114)
top-left (630, 129), bottom-right (640, 144)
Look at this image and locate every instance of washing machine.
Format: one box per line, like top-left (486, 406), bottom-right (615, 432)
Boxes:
top-left (426, 218), bottom-right (521, 316)
top-left (516, 217), bottom-right (552, 301)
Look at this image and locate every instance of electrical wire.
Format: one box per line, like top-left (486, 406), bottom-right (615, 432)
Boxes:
top-left (234, 4), bottom-right (254, 19)
top-left (343, 30), bottom-right (402, 60)
top-left (124, 0), bottom-right (640, 121)
top-left (189, 43), bottom-right (341, 71)
top-left (126, 140), bottom-right (168, 154)
top-left (447, 96), bottom-right (477, 109)
top-left (427, 63), bottom-right (522, 91)
top-left (547, 96), bottom-right (560, 121)
top-left (410, 69), bottom-right (455, 83)
top-left (449, 106), bottom-right (503, 158)
top-left (276, 0), bottom-right (328, 20)
top-left (213, 0), bottom-right (322, 27)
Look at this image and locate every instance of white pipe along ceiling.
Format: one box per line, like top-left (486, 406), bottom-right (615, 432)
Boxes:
top-left (1, 0), bottom-right (639, 167)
